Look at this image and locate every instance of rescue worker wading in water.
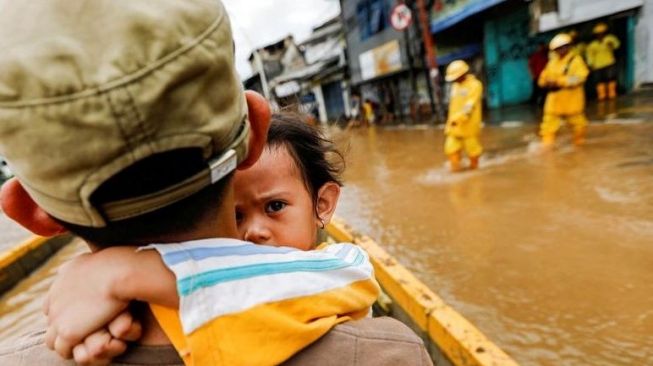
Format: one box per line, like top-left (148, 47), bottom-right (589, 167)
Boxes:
top-left (444, 60), bottom-right (483, 172)
top-left (538, 33), bottom-right (590, 147)
top-left (586, 22), bottom-right (620, 101)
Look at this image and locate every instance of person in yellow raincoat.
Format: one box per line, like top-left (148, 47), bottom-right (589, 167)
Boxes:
top-left (568, 30), bottom-right (587, 60)
top-left (586, 22), bottom-right (620, 100)
top-left (539, 33), bottom-right (590, 146)
top-left (444, 60), bottom-right (483, 171)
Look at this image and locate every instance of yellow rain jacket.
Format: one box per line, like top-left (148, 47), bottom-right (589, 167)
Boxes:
top-left (445, 74), bottom-right (483, 138)
top-left (573, 42), bottom-right (587, 60)
top-left (586, 35), bottom-right (620, 70)
top-left (539, 52), bottom-right (589, 116)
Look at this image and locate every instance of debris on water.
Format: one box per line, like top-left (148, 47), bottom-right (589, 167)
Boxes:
top-left (500, 121), bottom-right (524, 128)
top-left (594, 186), bottom-right (638, 204)
top-left (603, 118), bottom-right (644, 125)
top-left (616, 159), bottom-right (653, 168)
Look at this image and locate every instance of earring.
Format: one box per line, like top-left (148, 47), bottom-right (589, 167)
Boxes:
top-left (318, 218), bottom-right (325, 229)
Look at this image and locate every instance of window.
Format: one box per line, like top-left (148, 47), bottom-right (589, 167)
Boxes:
top-left (356, 0), bottom-right (387, 41)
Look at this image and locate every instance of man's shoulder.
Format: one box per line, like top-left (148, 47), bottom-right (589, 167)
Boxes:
top-left (0, 330), bottom-right (184, 366)
top-left (285, 316), bottom-right (433, 366)
top-left (0, 331), bottom-right (74, 366)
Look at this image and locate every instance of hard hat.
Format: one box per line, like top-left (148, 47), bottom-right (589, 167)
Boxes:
top-left (445, 60), bottom-right (469, 82)
top-left (549, 33), bottom-right (572, 51)
top-left (593, 22), bottom-right (608, 34)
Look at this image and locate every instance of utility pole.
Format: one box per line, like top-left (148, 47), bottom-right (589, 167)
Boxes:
top-left (415, 0), bottom-right (444, 123)
top-left (252, 49), bottom-right (272, 101)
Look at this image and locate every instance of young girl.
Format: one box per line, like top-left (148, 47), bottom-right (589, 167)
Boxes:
top-left (45, 113), bottom-right (378, 366)
top-left (234, 112), bottom-right (344, 250)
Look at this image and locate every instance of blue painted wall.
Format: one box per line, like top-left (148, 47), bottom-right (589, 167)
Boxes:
top-left (484, 6), bottom-right (533, 108)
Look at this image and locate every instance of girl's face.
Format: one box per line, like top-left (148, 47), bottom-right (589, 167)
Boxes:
top-left (233, 146), bottom-right (320, 250)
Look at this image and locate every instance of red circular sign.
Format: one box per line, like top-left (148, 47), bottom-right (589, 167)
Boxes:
top-left (390, 3), bottom-right (413, 31)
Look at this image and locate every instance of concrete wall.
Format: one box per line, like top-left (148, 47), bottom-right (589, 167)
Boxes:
top-left (538, 0), bottom-right (643, 32)
top-left (635, 0), bottom-right (653, 85)
top-left (484, 5), bottom-right (534, 108)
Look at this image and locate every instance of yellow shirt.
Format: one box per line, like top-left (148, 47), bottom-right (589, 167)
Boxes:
top-left (445, 74), bottom-right (483, 138)
top-left (586, 34), bottom-right (620, 70)
top-left (539, 52), bottom-right (589, 116)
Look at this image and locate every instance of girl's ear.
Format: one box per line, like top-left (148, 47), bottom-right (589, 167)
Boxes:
top-left (315, 182), bottom-right (340, 227)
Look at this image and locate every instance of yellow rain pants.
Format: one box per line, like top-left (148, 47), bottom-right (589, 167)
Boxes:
top-left (444, 135), bottom-right (483, 157)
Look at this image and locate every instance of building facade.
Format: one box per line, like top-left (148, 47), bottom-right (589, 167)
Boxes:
top-left (426, 0), bottom-right (647, 110)
top-left (340, 0), bottom-right (435, 124)
top-left (244, 18), bottom-right (352, 124)
top-left (635, 0), bottom-right (653, 86)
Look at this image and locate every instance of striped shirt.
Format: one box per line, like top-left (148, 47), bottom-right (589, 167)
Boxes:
top-left (147, 238), bottom-right (379, 366)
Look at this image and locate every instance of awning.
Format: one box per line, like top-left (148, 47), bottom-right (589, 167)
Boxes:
top-left (536, 0), bottom-right (642, 32)
top-left (430, 0), bottom-right (505, 34)
top-left (437, 43), bottom-right (482, 65)
top-left (274, 81), bottom-right (301, 98)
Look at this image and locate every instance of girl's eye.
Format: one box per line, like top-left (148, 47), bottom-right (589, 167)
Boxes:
top-left (265, 200), bottom-right (286, 213)
top-left (235, 210), bottom-right (243, 223)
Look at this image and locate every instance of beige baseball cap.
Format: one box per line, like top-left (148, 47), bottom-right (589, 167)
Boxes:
top-left (0, 0), bottom-right (250, 227)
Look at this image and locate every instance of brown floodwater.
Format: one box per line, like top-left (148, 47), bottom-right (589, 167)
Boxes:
top-left (1, 120), bottom-right (651, 366)
top-left (333, 121), bottom-right (653, 366)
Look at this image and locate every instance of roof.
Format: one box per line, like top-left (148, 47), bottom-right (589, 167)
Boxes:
top-left (273, 56), bottom-right (341, 84)
top-left (300, 22), bottom-right (342, 46)
top-left (247, 35), bottom-right (293, 61)
top-left (302, 37), bottom-right (341, 65)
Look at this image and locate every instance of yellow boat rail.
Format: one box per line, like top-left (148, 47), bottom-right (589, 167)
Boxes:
top-left (326, 216), bottom-right (519, 366)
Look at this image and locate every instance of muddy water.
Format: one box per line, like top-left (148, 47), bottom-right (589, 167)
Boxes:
top-left (334, 122), bottom-right (653, 366)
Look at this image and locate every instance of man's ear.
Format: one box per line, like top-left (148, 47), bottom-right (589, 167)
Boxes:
top-left (238, 90), bottom-right (271, 170)
top-left (0, 178), bottom-right (67, 237)
top-left (315, 182), bottom-right (341, 226)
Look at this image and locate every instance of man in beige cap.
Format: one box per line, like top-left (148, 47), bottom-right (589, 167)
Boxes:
top-left (0, 0), bottom-right (431, 365)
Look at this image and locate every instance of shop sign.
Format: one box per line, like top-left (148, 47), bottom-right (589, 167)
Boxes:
top-left (359, 40), bottom-right (402, 81)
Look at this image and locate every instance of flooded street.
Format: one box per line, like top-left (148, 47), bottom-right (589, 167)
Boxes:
top-left (334, 119), bottom-right (653, 365)
top-left (1, 101), bottom-right (652, 365)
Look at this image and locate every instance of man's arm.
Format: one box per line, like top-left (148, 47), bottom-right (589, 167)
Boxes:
top-left (538, 63), bottom-right (551, 88)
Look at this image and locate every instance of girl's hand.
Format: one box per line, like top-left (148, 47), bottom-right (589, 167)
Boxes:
top-left (71, 311), bottom-right (142, 365)
top-left (43, 248), bottom-right (136, 359)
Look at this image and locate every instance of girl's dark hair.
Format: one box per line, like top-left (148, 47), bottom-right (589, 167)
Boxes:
top-left (267, 113), bottom-right (344, 206)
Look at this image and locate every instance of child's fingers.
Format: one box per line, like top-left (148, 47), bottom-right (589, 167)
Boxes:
top-left (72, 344), bottom-right (111, 366)
top-left (42, 293), bottom-right (50, 316)
top-left (44, 326), bottom-right (56, 350)
top-left (107, 311), bottom-right (142, 342)
top-left (53, 335), bottom-right (74, 359)
top-left (74, 329), bottom-right (127, 365)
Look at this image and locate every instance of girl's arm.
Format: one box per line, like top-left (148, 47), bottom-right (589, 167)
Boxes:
top-left (44, 247), bottom-right (179, 359)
